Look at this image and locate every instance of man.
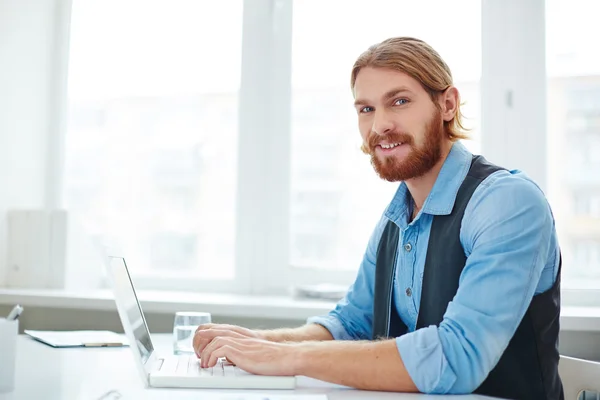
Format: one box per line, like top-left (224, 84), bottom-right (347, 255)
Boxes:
top-left (193, 37), bottom-right (563, 399)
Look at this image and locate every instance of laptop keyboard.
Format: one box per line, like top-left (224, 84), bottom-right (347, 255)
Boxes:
top-left (159, 355), bottom-right (248, 377)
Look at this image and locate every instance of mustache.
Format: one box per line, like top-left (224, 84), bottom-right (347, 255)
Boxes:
top-left (362, 131), bottom-right (414, 154)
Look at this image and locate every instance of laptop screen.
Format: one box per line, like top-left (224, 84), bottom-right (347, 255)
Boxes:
top-left (109, 256), bottom-right (154, 365)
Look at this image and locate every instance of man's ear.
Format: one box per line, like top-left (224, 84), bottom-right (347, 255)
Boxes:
top-left (439, 86), bottom-right (459, 122)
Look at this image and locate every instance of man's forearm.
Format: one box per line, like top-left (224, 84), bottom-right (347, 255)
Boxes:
top-left (294, 339), bottom-right (418, 392)
top-left (258, 324), bottom-right (333, 343)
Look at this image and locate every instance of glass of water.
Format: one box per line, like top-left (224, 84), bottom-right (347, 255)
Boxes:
top-left (173, 311), bottom-right (211, 355)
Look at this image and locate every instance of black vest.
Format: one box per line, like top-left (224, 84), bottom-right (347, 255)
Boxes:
top-left (372, 155), bottom-right (563, 400)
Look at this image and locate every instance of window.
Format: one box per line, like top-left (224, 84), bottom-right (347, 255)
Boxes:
top-left (289, 0), bottom-right (481, 274)
top-left (573, 191), bottom-right (600, 218)
top-left (59, 1), bottom-right (599, 303)
top-left (546, 0), bottom-right (600, 290)
top-left (572, 241), bottom-right (600, 281)
top-left (63, 0), bottom-right (242, 285)
top-left (64, 0), bottom-right (483, 291)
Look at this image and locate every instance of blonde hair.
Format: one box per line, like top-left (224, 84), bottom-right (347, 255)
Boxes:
top-left (350, 37), bottom-right (469, 141)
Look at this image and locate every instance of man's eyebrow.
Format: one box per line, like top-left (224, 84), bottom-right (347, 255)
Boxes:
top-left (353, 86), bottom-right (414, 107)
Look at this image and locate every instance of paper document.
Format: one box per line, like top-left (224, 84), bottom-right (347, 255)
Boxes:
top-left (24, 329), bottom-right (128, 348)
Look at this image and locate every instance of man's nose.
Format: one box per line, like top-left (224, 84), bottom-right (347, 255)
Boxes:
top-left (372, 110), bottom-right (395, 135)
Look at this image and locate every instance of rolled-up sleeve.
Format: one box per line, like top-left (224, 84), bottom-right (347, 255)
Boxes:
top-left (396, 326), bottom-right (457, 393)
top-left (396, 173), bottom-right (556, 394)
top-left (308, 214), bottom-right (389, 341)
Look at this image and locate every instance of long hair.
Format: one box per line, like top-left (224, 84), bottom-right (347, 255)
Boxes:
top-left (350, 37), bottom-right (469, 141)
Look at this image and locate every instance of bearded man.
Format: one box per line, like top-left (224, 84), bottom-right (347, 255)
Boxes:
top-left (193, 37), bottom-right (563, 400)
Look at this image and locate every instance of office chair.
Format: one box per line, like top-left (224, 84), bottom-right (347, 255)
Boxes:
top-left (559, 355), bottom-right (600, 399)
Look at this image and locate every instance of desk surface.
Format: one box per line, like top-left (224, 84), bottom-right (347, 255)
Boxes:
top-left (0, 334), bottom-right (497, 400)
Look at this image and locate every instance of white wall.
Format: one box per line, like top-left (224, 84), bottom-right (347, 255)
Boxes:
top-left (0, 0), bottom-right (70, 285)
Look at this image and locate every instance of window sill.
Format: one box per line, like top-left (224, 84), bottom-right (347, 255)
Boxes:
top-left (0, 288), bottom-right (598, 331)
top-left (0, 288), bottom-right (336, 321)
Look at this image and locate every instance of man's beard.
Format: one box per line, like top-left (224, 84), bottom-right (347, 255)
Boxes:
top-left (362, 109), bottom-right (445, 182)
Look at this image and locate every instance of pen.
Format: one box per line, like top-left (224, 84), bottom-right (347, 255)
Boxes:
top-left (6, 304), bottom-right (23, 321)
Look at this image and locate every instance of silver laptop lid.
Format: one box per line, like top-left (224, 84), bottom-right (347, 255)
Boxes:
top-left (106, 256), bottom-right (157, 386)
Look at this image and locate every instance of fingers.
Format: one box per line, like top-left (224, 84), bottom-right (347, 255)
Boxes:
top-left (193, 326), bottom-right (213, 356)
top-left (201, 337), bottom-right (250, 368)
top-left (193, 328), bottom-right (246, 357)
top-left (207, 345), bottom-right (242, 369)
top-left (201, 337), bottom-right (233, 368)
top-left (195, 324), bottom-right (248, 336)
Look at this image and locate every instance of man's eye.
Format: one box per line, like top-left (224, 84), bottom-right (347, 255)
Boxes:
top-left (394, 98), bottom-right (409, 105)
top-left (360, 106), bottom-right (374, 113)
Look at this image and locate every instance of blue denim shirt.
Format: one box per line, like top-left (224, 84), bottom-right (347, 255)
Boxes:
top-left (308, 141), bottom-right (560, 394)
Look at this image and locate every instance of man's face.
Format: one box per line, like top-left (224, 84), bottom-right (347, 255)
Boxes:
top-left (353, 67), bottom-right (446, 182)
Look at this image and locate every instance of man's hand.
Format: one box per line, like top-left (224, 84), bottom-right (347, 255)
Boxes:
top-left (193, 324), bottom-right (263, 357)
top-left (199, 336), bottom-right (300, 376)
top-left (197, 336), bottom-right (417, 392)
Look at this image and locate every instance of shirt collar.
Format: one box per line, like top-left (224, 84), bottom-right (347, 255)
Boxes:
top-left (384, 141), bottom-right (472, 224)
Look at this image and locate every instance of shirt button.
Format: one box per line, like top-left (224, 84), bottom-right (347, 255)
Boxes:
top-left (404, 243), bottom-right (412, 252)
top-left (406, 287), bottom-right (412, 297)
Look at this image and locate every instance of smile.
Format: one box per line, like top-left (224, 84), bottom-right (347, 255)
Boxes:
top-left (379, 143), bottom-right (403, 149)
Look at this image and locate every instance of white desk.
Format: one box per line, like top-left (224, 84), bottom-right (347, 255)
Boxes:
top-left (0, 334), bottom-right (498, 400)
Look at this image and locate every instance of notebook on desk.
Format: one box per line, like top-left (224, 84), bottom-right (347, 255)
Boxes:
top-left (24, 329), bottom-right (128, 348)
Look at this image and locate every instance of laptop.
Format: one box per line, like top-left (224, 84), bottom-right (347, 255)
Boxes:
top-left (105, 255), bottom-right (296, 390)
